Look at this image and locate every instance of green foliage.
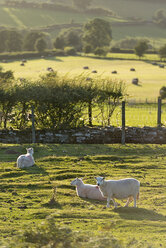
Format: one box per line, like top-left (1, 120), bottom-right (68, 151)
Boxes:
top-left (35, 38), bottom-right (47, 52)
top-left (94, 47), bottom-right (108, 56)
top-left (55, 28), bottom-right (82, 51)
top-left (0, 72), bottom-right (125, 130)
top-left (83, 18), bottom-right (112, 51)
top-left (64, 46), bottom-right (76, 55)
top-left (134, 40), bottom-right (148, 58)
top-left (158, 43), bottom-right (166, 59)
top-left (23, 31), bottom-right (45, 51)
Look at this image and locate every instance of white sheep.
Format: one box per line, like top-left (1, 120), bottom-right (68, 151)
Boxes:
top-left (95, 176), bottom-right (140, 208)
top-left (71, 178), bottom-right (106, 201)
top-left (17, 148), bottom-right (35, 169)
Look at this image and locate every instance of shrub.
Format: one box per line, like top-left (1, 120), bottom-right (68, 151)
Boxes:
top-left (64, 46), bottom-right (76, 55)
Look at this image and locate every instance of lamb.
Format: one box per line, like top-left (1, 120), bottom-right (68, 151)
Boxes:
top-left (71, 178), bottom-right (106, 201)
top-left (95, 176), bottom-right (140, 208)
top-left (17, 148), bottom-right (35, 169)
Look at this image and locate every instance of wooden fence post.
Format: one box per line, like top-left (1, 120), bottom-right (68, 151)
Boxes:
top-left (31, 105), bottom-right (36, 143)
top-left (121, 101), bottom-right (125, 145)
top-left (157, 97), bottom-right (161, 127)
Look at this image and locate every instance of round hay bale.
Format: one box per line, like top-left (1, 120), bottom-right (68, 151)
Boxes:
top-left (83, 66), bottom-right (89, 69)
top-left (112, 70), bottom-right (117, 74)
top-left (92, 70), bottom-right (97, 73)
top-left (130, 68), bottom-right (135, 71)
top-left (132, 78), bottom-right (139, 85)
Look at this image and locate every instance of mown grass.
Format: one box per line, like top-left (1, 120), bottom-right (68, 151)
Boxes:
top-left (1, 56), bottom-right (165, 101)
top-left (0, 143), bottom-right (166, 247)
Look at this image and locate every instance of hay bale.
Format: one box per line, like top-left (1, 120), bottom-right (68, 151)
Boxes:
top-left (83, 66), bottom-right (89, 69)
top-left (130, 68), bottom-right (135, 71)
top-left (112, 70), bottom-right (117, 74)
top-left (132, 78), bottom-right (139, 85)
top-left (92, 70), bottom-right (97, 73)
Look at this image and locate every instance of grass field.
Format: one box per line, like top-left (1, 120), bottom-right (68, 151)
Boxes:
top-left (0, 143), bottom-right (165, 247)
top-left (1, 56), bottom-right (165, 101)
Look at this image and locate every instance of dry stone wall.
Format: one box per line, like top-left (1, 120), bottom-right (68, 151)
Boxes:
top-left (0, 126), bottom-right (166, 144)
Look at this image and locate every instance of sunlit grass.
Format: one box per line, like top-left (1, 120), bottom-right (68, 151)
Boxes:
top-left (0, 143), bottom-right (165, 247)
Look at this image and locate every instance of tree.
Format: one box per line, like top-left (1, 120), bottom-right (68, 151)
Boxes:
top-left (134, 41), bottom-right (148, 58)
top-left (35, 38), bottom-right (47, 52)
top-left (6, 30), bottom-right (23, 52)
top-left (54, 28), bottom-right (82, 51)
top-left (83, 18), bottom-right (112, 51)
top-left (53, 37), bottom-right (65, 49)
top-left (23, 31), bottom-right (44, 51)
top-left (72, 0), bottom-right (93, 10)
top-left (0, 30), bottom-right (9, 52)
top-left (158, 44), bottom-right (166, 59)
top-left (94, 47), bottom-right (107, 56)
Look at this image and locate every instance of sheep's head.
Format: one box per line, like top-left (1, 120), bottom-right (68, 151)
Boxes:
top-left (26, 148), bottom-right (34, 155)
top-left (71, 178), bottom-right (83, 186)
top-left (95, 176), bottom-right (105, 186)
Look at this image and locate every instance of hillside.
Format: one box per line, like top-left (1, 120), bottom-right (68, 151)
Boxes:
top-left (0, 0), bottom-right (166, 45)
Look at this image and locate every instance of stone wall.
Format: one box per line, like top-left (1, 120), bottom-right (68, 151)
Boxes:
top-left (0, 126), bottom-right (166, 144)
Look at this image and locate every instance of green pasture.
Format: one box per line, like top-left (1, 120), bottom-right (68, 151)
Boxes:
top-left (1, 4), bottom-right (166, 43)
top-left (0, 143), bottom-right (165, 247)
top-left (1, 56), bottom-right (165, 101)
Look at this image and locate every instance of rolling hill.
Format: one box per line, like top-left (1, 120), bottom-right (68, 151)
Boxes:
top-left (0, 0), bottom-right (166, 46)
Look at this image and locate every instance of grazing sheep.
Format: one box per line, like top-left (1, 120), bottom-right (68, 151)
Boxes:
top-left (95, 176), bottom-right (140, 208)
top-left (17, 148), bottom-right (35, 169)
top-left (20, 62), bottom-right (24, 66)
top-left (71, 178), bottom-right (106, 201)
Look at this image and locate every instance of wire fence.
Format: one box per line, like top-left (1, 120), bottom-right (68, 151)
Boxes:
top-left (87, 98), bottom-right (165, 128)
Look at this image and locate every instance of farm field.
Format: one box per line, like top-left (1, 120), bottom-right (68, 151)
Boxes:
top-left (0, 143), bottom-right (165, 247)
top-left (1, 55), bottom-right (166, 101)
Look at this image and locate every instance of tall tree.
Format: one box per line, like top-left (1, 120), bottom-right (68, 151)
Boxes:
top-left (134, 41), bottom-right (148, 58)
top-left (0, 30), bottom-right (9, 52)
top-left (23, 31), bottom-right (44, 51)
top-left (82, 18), bottom-right (112, 51)
top-left (158, 44), bottom-right (166, 59)
top-left (6, 30), bottom-right (23, 52)
top-left (35, 38), bottom-right (47, 52)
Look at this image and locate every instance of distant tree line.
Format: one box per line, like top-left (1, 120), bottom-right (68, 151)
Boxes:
top-left (1, 16), bottom-right (166, 59)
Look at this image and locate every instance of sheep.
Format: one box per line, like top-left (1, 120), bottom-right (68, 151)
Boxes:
top-left (95, 176), bottom-right (140, 208)
top-left (71, 178), bottom-right (106, 201)
top-left (17, 148), bottom-right (35, 169)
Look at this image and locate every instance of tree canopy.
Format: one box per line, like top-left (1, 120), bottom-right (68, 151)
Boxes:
top-left (83, 18), bottom-right (112, 51)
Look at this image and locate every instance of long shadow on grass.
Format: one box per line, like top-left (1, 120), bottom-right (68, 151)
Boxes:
top-left (114, 207), bottom-right (166, 222)
top-left (23, 164), bottom-right (48, 175)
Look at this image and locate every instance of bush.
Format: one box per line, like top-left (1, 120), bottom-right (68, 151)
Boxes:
top-left (64, 46), bottom-right (76, 55)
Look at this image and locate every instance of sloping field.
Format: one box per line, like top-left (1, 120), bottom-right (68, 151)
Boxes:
top-left (1, 56), bottom-right (165, 101)
top-left (0, 143), bottom-right (165, 247)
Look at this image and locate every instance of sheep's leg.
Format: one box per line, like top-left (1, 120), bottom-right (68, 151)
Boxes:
top-left (111, 198), bottom-right (118, 209)
top-left (106, 197), bottom-right (111, 208)
top-left (124, 196), bottom-right (133, 207)
top-left (133, 195), bottom-right (137, 207)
